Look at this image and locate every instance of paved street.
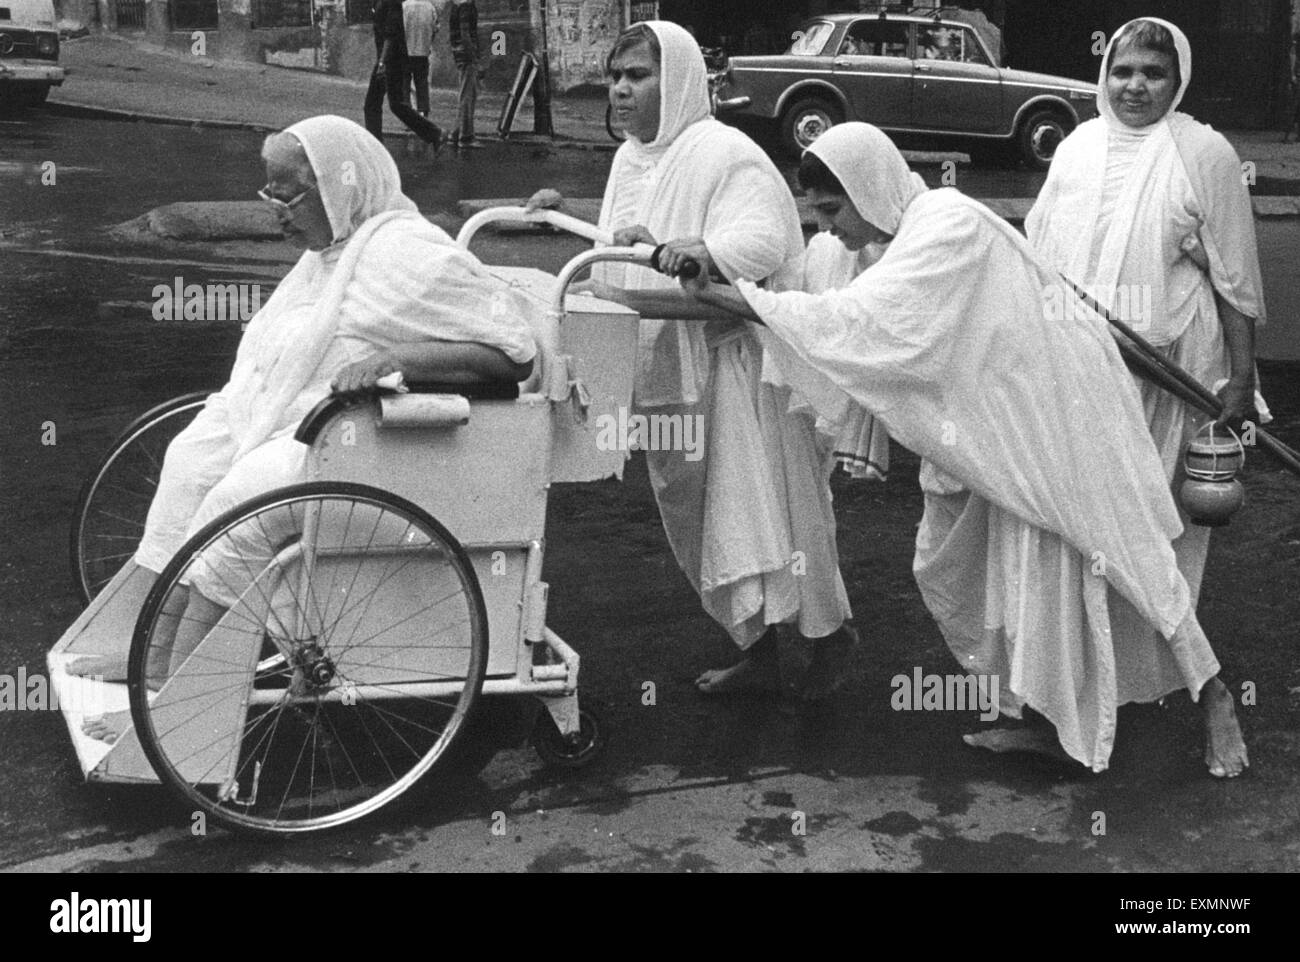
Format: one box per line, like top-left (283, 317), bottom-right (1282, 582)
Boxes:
top-left (1, 45), bottom-right (1299, 874)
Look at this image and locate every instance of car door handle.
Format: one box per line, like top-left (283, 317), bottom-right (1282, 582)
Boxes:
top-left (915, 63), bottom-right (932, 72)
top-left (833, 59), bottom-right (850, 67)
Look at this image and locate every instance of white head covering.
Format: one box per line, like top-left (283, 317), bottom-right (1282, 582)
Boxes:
top-left (281, 115), bottom-right (419, 245)
top-left (630, 21), bottom-right (710, 152)
top-left (1097, 17), bottom-right (1192, 131)
top-left (805, 122), bottom-right (927, 235)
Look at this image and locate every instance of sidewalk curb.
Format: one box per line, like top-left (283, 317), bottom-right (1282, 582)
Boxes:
top-left (45, 99), bottom-right (619, 152)
top-left (46, 100), bottom-right (279, 133)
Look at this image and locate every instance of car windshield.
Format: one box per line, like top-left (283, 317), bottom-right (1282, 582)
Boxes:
top-left (787, 21), bottom-right (835, 56)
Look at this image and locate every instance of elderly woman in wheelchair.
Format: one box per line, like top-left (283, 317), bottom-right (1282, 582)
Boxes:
top-left (68, 114), bottom-right (538, 744)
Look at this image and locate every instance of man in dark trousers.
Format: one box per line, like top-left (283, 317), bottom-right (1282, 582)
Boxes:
top-left (449, 0), bottom-right (483, 147)
top-left (364, 0), bottom-right (444, 151)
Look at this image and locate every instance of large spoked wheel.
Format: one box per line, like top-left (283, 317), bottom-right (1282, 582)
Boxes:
top-left (70, 392), bottom-right (210, 604)
top-left (128, 482), bottom-right (489, 836)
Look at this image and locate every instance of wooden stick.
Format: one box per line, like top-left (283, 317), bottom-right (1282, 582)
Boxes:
top-left (1063, 275), bottom-right (1300, 479)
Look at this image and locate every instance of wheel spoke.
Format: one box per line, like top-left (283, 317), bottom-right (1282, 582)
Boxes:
top-left (129, 485), bottom-right (487, 834)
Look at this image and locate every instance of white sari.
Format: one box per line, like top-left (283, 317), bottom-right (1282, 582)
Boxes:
top-left (740, 124), bottom-right (1221, 770)
top-left (1026, 18), bottom-right (1268, 669)
top-left (593, 21), bottom-right (850, 646)
top-left (136, 115), bottom-right (537, 576)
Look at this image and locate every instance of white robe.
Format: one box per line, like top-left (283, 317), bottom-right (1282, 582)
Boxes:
top-left (742, 187), bottom-right (1220, 770)
top-left (1027, 114), bottom-right (1268, 477)
top-left (767, 233), bottom-right (892, 482)
top-left (136, 216), bottom-right (538, 592)
top-left (594, 115), bottom-right (850, 646)
top-left (1026, 49), bottom-right (1269, 703)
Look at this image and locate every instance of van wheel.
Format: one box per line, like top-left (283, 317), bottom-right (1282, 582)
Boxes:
top-left (779, 97), bottom-right (842, 157)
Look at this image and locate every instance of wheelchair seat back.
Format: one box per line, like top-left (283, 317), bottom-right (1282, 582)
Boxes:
top-left (484, 265), bottom-right (640, 485)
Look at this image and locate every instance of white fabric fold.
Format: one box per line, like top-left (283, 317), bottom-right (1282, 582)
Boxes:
top-left (761, 232), bottom-right (891, 481)
top-left (738, 184), bottom-right (1223, 768)
top-left (230, 115), bottom-right (537, 459)
top-left (739, 187), bottom-right (1193, 638)
top-left (592, 23), bottom-right (847, 646)
top-left (594, 22), bottom-right (803, 405)
top-left (804, 122), bottom-right (927, 235)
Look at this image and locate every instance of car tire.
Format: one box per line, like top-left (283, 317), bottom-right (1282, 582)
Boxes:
top-left (1017, 109), bottom-right (1071, 171)
top-left (779, 96), bottom-right (842, 158)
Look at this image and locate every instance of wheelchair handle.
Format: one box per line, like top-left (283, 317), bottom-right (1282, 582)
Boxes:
top-left (552, 245), bottom-right (661, 315)
top-left (457, 205), bottom-right (616, 251)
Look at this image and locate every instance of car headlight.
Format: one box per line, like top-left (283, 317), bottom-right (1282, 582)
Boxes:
top-left (37, 34), bottom-right (58, 56)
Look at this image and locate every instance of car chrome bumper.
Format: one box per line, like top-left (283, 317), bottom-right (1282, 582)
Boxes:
top-left (0, 61), bottom-right (65, 84)
top-left (712, 95), bottom-right (752, 112)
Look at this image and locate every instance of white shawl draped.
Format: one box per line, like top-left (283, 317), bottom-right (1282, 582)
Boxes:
top-left (594, 21), bottom-right (804, 405)
top-left (1025, 17), bottom-right (1269, 469)
top-left (1026, 18), bottom-right (1265, 342)
top-left (592, 22), bottom-right (845, 646)
top-left (228, 115), bottom-right (536, 458)
top-left (741, 186), bottom-right (1191, 639)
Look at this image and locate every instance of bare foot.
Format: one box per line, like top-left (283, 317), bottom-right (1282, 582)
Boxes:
top-left (695, 657), bottom-right (781, 695)
top-left (82, 710), bottom-right (131, 744)
top-left (1201, 677), bottom-right (1249, 778)
top-left (66, 654), bottom-right (130, 682)
top-left (797, 625), bottom-right (858, 701)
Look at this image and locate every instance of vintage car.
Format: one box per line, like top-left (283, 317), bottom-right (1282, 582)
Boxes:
top-left (0, 0), bottom-right (64, 108)
top-left (711, 12), bottom-right (1098, 168)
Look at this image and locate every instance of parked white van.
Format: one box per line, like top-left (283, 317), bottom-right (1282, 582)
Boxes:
top-left (0, 0), bottom-right (64, 107)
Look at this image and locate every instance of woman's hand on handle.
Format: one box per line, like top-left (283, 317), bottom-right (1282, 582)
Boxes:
top-left (611, 224), bottom-right (658, 247)
top-left (653, 236), bottom-right (714, 279)
top-left (524, 188), bottom-right (564, 213)
top-left (332, 352), bottom-right (399, 397)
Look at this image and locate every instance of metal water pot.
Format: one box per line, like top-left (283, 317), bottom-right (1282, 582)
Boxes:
top-left (1179, 423), bottom-right (1246, 527)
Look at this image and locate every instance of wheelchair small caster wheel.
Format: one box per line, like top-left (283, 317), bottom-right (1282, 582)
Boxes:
top-left (531, 707), bottom-right (604, 769)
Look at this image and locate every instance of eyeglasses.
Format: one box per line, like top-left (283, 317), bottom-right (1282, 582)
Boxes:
top-left (258, 182), bottom-right (317, 212)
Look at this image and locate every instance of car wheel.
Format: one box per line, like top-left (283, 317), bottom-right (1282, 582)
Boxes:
top-left (1017, 109), bottom-right (1071, 170)
top-left (779, 97), bottom-right (842, 157)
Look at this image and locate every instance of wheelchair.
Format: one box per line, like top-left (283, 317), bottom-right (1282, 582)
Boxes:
top-left (50, 209), bottom-right (658, 836)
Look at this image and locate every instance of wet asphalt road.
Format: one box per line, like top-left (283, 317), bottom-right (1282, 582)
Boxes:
top-left (1, 112), bottom-right (1298, 873)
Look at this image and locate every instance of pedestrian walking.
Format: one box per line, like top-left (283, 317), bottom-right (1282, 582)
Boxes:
top-left (402, 0), bottom-right (437, 118)
top-left (364, 0), bottom-right (444, 151)
top-left (449, 0), bottom-right (483, 148)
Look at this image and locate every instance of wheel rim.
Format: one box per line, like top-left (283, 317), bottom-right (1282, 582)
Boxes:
top-left (1029, 120), bottom-right (1064, 164)
top-left (74, 398), bottom-right (206, 602)
top-left (130, 485), bottom-right (488, 834)
top-left (793, 109), bottom-right (833, 149)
